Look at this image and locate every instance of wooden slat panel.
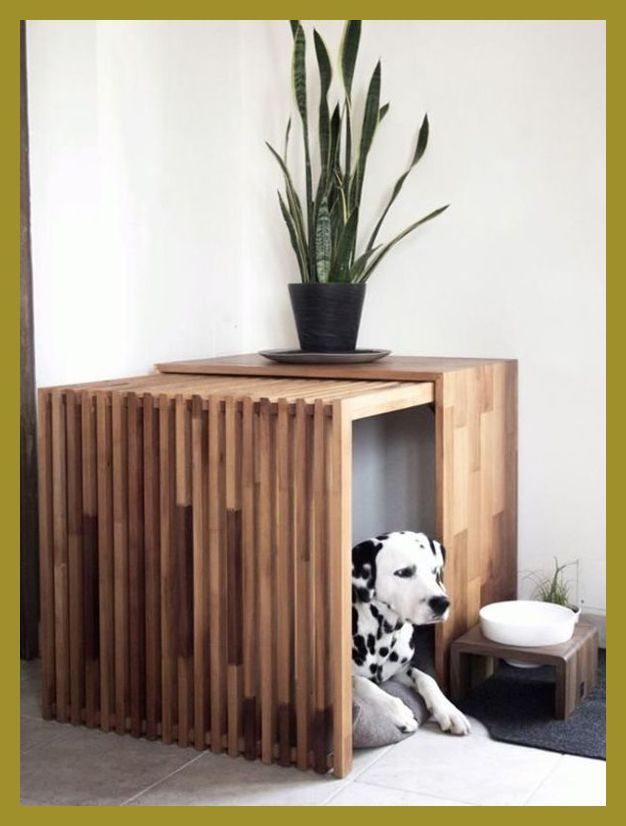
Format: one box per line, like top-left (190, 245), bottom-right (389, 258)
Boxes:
top-left (275, 398), bottom-right (292, 767)
top-left (127, 392), bottom-right (145, 738)
top-left (241, 396), bottom-right (257, 760)
top-left (293, 398), bottom-right (309, 769)
top-left (175, 395), bottom-right (193, 747)
top-left (81, 391), bottom-right (99, 728)
top-left (329, 401), bottom-right (352, 778)
top-left (258, 398), bottom-right (274, 764)
top-left (191, 395), bottom-right (209, 750)
top-left (38, 391), bottom-right (55, 719)
top-left (226, 397), bottom-right (243, 756)
top-left (208, 395), bottom-right (224, 753)
top-left (143, 393), bottom-right (161, 740)
top-left (96, 393), bottom-right (114, 732)
top-left (159, 395), bottom-right (176, 743)
top-left (112, 393), bottom-right (129, 733)
top-left (65, 390), bottom-right (84, 725)
top-left (51, 391), bottom-right (70, 723)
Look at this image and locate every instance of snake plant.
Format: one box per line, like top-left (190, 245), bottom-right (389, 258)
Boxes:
top-left (267, 20), bottom-right (449, 284)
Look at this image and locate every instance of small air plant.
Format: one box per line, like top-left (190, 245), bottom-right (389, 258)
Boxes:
top-left (528, 557), bottom-right (579, 608)
top-left (267, 19), bottom-right (449, 284)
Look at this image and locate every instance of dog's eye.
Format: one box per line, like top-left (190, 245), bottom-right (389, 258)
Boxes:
top-left (394, 566), bottom-right (415, 578)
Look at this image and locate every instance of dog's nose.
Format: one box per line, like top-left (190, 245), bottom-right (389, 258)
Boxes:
top-left (429, 596), bottom-right (450, 616)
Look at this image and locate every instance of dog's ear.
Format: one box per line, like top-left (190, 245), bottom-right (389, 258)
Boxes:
top-left (351, 538), bottom-right (383, 603)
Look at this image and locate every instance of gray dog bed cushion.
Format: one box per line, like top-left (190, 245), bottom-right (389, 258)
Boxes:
top-left (353, 679), bottom-right (430, 748)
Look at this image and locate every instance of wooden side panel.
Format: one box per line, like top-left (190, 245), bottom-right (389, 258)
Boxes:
top-left (329, 402), bottom-right (353, 778)
top-left (275, 399), bottom-right (292, 767)
top-left (143, 393), bottom-right (161, 740)
top-left (435, 364), bottom-right (518, 685)
top-left (293, 399), bottom-right (309, 769)
top-left (38, 391), bottom-right (54, 719)
top-left (258, 399), bottom-right (274, 764)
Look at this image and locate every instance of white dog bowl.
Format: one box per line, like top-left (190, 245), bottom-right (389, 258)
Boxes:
top-left (479, 600), bottom-right (579, 648)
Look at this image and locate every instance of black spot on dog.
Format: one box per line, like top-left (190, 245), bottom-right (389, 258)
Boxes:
top-left (376, 533), bottom-right (389, 541)
top-left (369, 663), bottom-right (377, 675)
top-left (356, 587), bottom-right (370, 603)
top-left (352, 648), bottom-right (365, 666)
top-left (389, 651), bottom-right (399, 662)
top-left (395, 620), bottom-right (403, 631)
top-left (352, 606), bottom-right (358, 636)
top-left (367, 634), bottom-right (376, 654)
top-left (370, 604), bottom-right (380, 620)
top-left (379, 647), bottom-right (389, 657)
top-left (383, 620), bottom-right (395, 634)
top-left (429, 537), bottom-right (438, 555)
top-left (352, 539), bottom-right (383, 600)
top-left (354, 634), bottom-right (367, 663)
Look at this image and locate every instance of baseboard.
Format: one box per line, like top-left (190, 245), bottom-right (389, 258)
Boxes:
top-left (580, 610), bottom-right (606, 648)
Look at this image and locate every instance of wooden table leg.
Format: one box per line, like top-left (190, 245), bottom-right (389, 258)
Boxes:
top-left (450, 648), bottom-right (471, 703)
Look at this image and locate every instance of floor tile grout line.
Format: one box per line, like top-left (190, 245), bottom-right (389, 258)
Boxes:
top-left (119, 752), bottom-right (208, 806)
top-left (318, 745), bottom-right (396, 806)
top-left (350, 777), bottom-right (480, 806)
top-left (521, 754), bottom-right (566, 806)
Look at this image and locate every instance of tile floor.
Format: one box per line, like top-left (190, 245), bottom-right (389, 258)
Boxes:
top-left (20, 660), bottom-right (605, 807)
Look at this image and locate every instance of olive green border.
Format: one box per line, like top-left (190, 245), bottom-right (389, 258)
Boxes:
top-left (4, 4), bottom-right (611, 819)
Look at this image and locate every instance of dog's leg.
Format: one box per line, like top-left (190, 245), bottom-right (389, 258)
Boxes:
top-left (396, 667), bottom-right (471, 735)
top-left (353, 675), bottom-right (418, 733)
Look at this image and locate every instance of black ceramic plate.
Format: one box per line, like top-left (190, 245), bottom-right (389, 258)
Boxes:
top-left (258, 348), bottom-right (391, 364)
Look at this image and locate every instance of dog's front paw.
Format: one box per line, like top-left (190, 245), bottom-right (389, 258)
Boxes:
top-left (432, 701), bottom-right (471, 736)
top-left (387, 696), bottom-right (418, 733)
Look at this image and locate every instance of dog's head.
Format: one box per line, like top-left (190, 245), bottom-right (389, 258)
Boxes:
top-left (352, 531), bottom-right (449, 625)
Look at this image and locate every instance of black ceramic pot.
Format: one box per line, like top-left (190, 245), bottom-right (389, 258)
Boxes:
top-left (288, 282), bottom-right (366, 352)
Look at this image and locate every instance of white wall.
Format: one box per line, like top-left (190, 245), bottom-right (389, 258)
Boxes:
top-left (27, 20), bottom-right (605, 615)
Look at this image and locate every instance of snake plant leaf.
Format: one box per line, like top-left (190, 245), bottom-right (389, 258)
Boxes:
top-left (314, 30), bottom-right (332, 181)
top-left (351, 61), bottom-right (381, 210)
top-left (332, 208), bottom-right (359, 279)
top-left (289, 20), bottom-right (300, 37)
top-left (340, 20), bottom-right (361, 177)
top-left (291, 22), bottom-right (314, 275)
top-left (283, 118), bottom-right (292, 161)
top-left (315, 197), bottom-right (332, 282)
top-left (360, 204), bottom-right (450, 281)
top-left (348, 244), bottom-right (382, 281)
top-left (278, 191), bottom-right (307, 280)
top-left (379, 102), bottom-right (390, 122)
top-left (266, 141), bottom-right (309, 278)
top-left (367, 114), bottom-right (430, 250)
top-left (340, 20), bottom-right (361, 102)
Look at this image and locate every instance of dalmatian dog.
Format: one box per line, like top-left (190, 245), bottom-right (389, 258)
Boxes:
top-left (352, 531), bottom-right (471, 736)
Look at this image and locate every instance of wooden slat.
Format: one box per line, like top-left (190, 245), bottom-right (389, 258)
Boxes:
top-left (175, 395), bottom-right (193, 747)
top-left (312, 399), bottom-right (328, 773)
top-left (65, 390), bottom-right (84, 725)
top-left (208, 395), bottom-right (224, 753)
top-left (127, 392), bottom-right (145, 738)
top-left (38, 391), bottom-right (54, 719)
top-left (329, 401), bottom-right (352, 778)
top-left (81, 391), bottom-right (99, 728)
top-left (226, 397), bottom-right (243, 756)
top-left (191, 395), bottom-right (209, 750)
top-left (112, 393), bottom-right (129, 733)
top-left (96, 393), bottom-right (114, 732)
top-left (51, 391), bottom-right (70, 723)
top-left (143, 393), bottom-right (161, 740)
top-left (159, 395), bottom-right (175, 743)
top-left (241, 396), bottom-right (257, 760)
top-left (276, 398), bottom-right (292, 767)
top-left (293, 398), bottom-right (309, 769)
top-left (258, 399), bottom-right (274, 764)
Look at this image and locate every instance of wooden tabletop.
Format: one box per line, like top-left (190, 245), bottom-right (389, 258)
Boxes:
top-left (155, 353), bottom-right (516, 382)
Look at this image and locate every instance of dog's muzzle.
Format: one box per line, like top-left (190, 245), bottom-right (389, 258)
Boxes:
top-left (429, 595), bottom-right (450, 618)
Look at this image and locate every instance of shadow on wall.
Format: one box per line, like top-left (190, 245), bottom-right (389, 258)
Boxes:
top-left (352, 405), bottom-right (435, 542)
